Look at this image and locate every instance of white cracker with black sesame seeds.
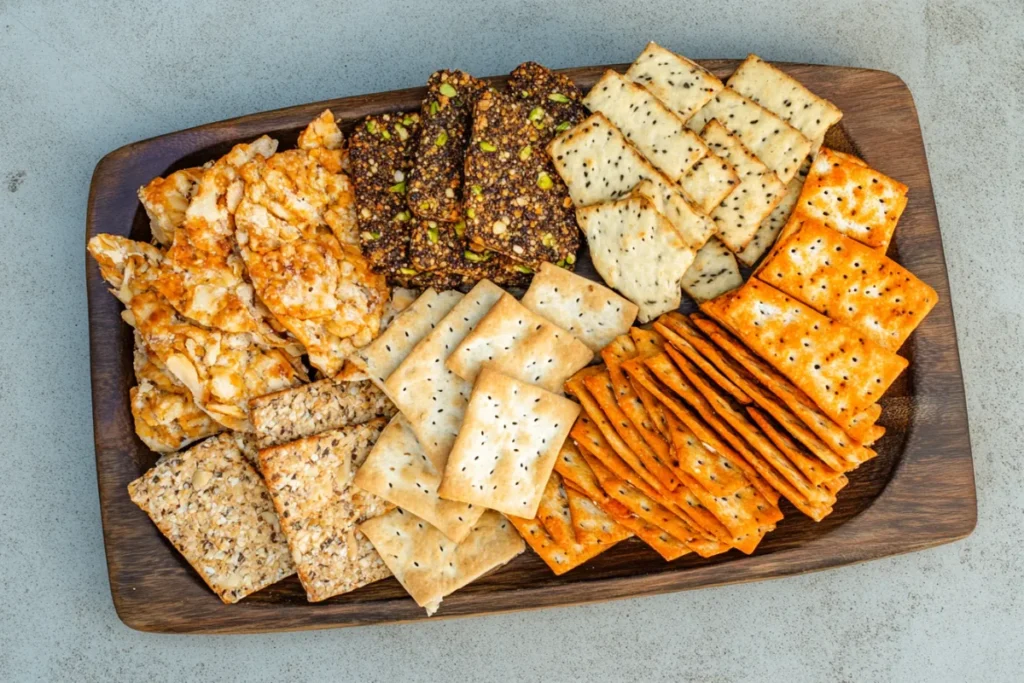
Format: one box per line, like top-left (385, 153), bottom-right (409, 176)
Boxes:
top-left (625, 41), bottom-right (724, 122)
top-left (438, 367), bottom-right (581, 518)
top-left (631, 178), bottom-right (716, 249)
top-left (736, 157), bottom-right (809, 266)
top-left (681, 237), bottom-right (744, 303)
top-left (678, 148), bottom-right (740, 214)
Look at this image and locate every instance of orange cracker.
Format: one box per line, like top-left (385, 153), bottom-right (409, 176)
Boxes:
top-left (564, 486), bottom-right (634, 547)
top-left (602, 335), bottom-right (674, 451)
top-left (554, 440), bottom-right (606, 501)
top-left (701, 279), bottom-right (907, 422)
top-left (629, 326), bottom-right (667, 356)
top-left (570, 412), bottom-right (661, 499)
top-left (747, 408), bottom-right (841, 487)
top-left (507, 514), bottom-right (618, 576)
top-left (655, 316), bottom-right (750, 404)
top-left (535, 472), bottom-right (576, 547)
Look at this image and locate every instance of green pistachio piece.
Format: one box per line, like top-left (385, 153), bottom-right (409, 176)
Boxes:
top-left (429, 100), bottom-right (440, 116)
top-left (519, 145), bottom-right (532, 161)
top-left (389, 180), bottom-right (406, 194)
top-left (454, 220), bottom-right (466, 238)
top-left (466, 207), bottom-right (476, 218)
top-left (479, 141), bottom-right (497, 152)
top-left (464, 250), bottom-right (493, 263)
top-left (541, 232), bottom-right (556, 248)
top-left (470, 184), bottom-right (483, 196)
top-left (520, 90), bottom-right (531, 99)
top-left (439, 83), bottom-right (457, 98)
top-left (395, 210), bottom-right (411, 222)
top-left (512, 264), bottom-right (533, 274)
top-left (435, 130), bottom-right (449, 146)
top-left (380, 128), bottom-right (391, 140)
top-left (398, 267), bottom-right (419, 276)
top-left (555, 121), bottom-right (572, 132)
top-left (402, 115), bottom-right (416, 126)
top-left (556, 258), bottom-right (566, 267)
top-left (427, 225), bottom-right (440, 243)
top-left (536, 172), bottom-right (554, 190)
top-left (360, 231), bottom-right (381, 241)
top-left (365, 119), bottom-right (378, 134)
top-left (548, 93), bottom-right (571, 103)
top-left (419, 200), bottom-right (433, 212)
top-left (395, 122), bottom-right (409, 140)
top-left (528, 106), bottom-right (545, 122)
top-left (565, 253), bottom-right (576, 265)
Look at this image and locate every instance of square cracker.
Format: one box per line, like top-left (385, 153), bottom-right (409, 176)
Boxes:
top-left (534, 471), bottom-right (576, 547)
top-left (625, 41), bottom-right (723, 121)
top-left (632, 179), bottom-right (717, 249)
top-left (520, 262), bottom-right (638, 352)
top-left (128, 433), bottom-right (295, 604)
top-left (600, 335), bottom-right (674, 457)
top-left (385, 280), bottom-right (505, 469)
top-left (352, 288), bottom-right (464, 390)
top-left (575, 193), bottom-right (696, 323)
top-left (726, 54), bottom-right (842, 142)
top-left (701, 120), bottom-right (786, 253)
top-left (360, 508), bottom-right (524, 615)
top-left (679, 149), bottom-right (740, 214)
top-left (259, 419), bottom-right (392, 602)
top-left (756, 217), bottom-right (937, 351)
top-left (794, 147), bottom-right (909, 251)
top-left (680, 237), bottom-right (744, 303)
top-left (564, 485), bottom-right (633, 547)
top-left (655, 316), bottom-right (750, 404)
top-left (447, 292), bottom-right (594, 392)
top-left (439, 367), bottom-right (581, 517)
top-left (687, 88), bottom-right (811, 183)
top-left (353, 414), bottom-right (483, 542)
top-left (249, 377), bottom-right (396, 449)
top-left (701, 279), bottom-right (908, 422)
top-left (584, 69), bottom-right (709, 182)
top-left (736, 160), bottom-right (808, 267)
top-left (507, 511), bottom-right (617, 576)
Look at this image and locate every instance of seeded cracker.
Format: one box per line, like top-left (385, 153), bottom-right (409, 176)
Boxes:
top-left (625, 42), bottom-right (724, 122)
top-left (680, 237), bottom-right (744, 304)
top-left (583, 70), bottom-right (709, 182)
top-left (439, 367), bottom-right (580, 518)
top-left (354, 414), bottom-right (482, 542)
top-left (259, 419), bottom-right (392, 602)
top-left (736, 160), bottom-right (808, 266)
top-left (655, 316), bottom-right (751, 404)
top-left (564, 486), bottom-right (633, 547)
top-left (360, 509), bottom-right (524, 616)
top-left (447, 292), bottom-right (593, 392)
top-left (409, 70), bottom-right (489, 222)
top-left (127, 433), bottom-right (295, 604)
top-left (408, 216), bottom-right (531, 287)
top-left (463, 89), bottom-right (580, 268)
top-left (678, 149), bottom-right (740, 214)
top-left (533, 471), bottom-right (576, 547)
top-left (632, 178), bottom-right (717, 249)
top-left (350, 112), bottom-right (422, 280)
top-left (507, 61), bottom-right (587, 136)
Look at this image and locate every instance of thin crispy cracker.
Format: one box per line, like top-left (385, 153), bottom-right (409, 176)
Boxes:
top-left (507, 505), bottom-right (622, 576)
top-left (736, 156), bottom-right (809, 267)
top-left (564, 486), bottom-right (634, 547)
top-left (656, 316), bottom-right (750, 404)
top-left (678, 149), bottom-right (740, 214)
top-left (632, 178), bottom-right (717, 250)
top-left (748, 407), bottom-right (842, 487)
top-left (601, 335), bottom-right (673, 455)
top-left (625, 41), bottom-right (723, 121)
top-left (680, 237), bottom-right (744, 303)
top-left (535, 472), bottom-right (576, 547)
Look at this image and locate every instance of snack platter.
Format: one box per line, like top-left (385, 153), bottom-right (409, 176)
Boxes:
top-left (86, 50), bottom-right (975, 633)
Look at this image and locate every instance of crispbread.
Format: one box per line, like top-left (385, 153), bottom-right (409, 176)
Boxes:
top-left (506, 62), bottom-right (588, 138)
top-left (661, 410), bottom-right (746, 499)
top-left (584, 70), bottom-right (709, 181)
top-left (794, 147), bottom-right (909, 251)
top-left (748, 407), bottom-right (841, 487)
top-left (700, 120), bottom-right (786, 252)
top-left (564, 486), bottom-right (633, 547)
top-left (385, 280), bottom-right (504, 469)
top-left (535, 472), bottom-right (576, 547)
top-left (438, 367), bottom-right (580, 517)
top-left (625, 42), bottom-right (723, 121)
top-left (726, 55), bottom-right (842, 142)
top-left (701, 279), bottom-right (908, 421)
top-left (353, 414), bottom-right (482, 542)
top-left (601, 335), bottom-right (673, 457)
top-left (353, 288), bottom-right (463, 390)
top-left (757, 217), bottom-right (938, 351)
top-left (259, 419), bottom-right (392, 602)
top-left (680, 237), bottom-right (744, 303)
top-left (446, 292), bottom-right (593, 392)
top-left (249, 377), bottom-right (396, 449)
top-left (736, 161), bottom-right (807, 266)
top-left (507, 510), bottom-right (618, 576)
top-left (360, 509), bottom-right (524, 616)
top-left (520, 262), bottom-right (638, 352)
top-left (679, 149), bottom-right (740, 214)
top-left (687, 89), bottom-right (811, 183)
top-left (128, 433), bottom-right (295, 604)
top-left (632, 178), bottom-right (717, 249)
top-left (656, 316), bottom-right (750, 404)
top-left (693, 316), bottom-right (875, 466)
top-left (575, 194), bottom-right (695, 323)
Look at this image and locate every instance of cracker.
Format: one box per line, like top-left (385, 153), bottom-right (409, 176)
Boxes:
top-left (601, 335), bottom-right (673, 455)
top-left (407, 216), bottom-right (531, 288)
top-left (138, 166), bottom-right (203, 247)
top-left (353, 414), bottom-right (482, 542)
top-left (630, 326), bottom-right (666, 355)
top-left (521, 262), bottom-right (638, 351)
top-left (698, 120), bottom-right (787, 252)
top-left (679, 149), bottom-right (740, 214)
top-left (564, 485), bottom-right (633, 547)
top-left (584, 69), bottom-right (709, 181)
top-left (632, 178), bottom-right (717, 249)
top-left (127, 433), bottom-right (295, 603)
top-left (656, 315), bottom-right (750, 404)
top-left (687, 89), bottom-right (811, 183)
top-left (438, 367), bottom-right (580, 517)
top-left (701, 279), bottom-right (908, 421)
top-left (680, 237), bottom-right (744, 303)
top-left (757, 217), bottom-right (938, 351)
top-left (249, 378), bottom-right (396, 449)
top-left (409, 70), bottom-right (488, 222)
top-left (463, 89), bottom-right (580, 267)
top-left (575, 193), bottom-right (696, 323)
top-left (794, 147), bottom-right (909, 251)
top-left (625, 41), bottom-right (723, 121)
top-left (447, 292), bottom-right (593, 392)
top-left (534, 471), bottom-right (576, 547)
top-left (506, 61), bottom-right (588, 143)
top-left (736, 161), bottom-right (808, 266)
top-left (353, 288), bottom-right (463, 390)
top-left (748, 407), bottom-right (842, 487)
top-left (726, 55), bottom-right (842, 142)
top-left (507, 510), bottom-right (618, 576)
top-left (553, 440), bottom-right (606, 501)
top-left (385, 280), bottom-right (504, 469)
top-left (660, 410), bottom-right (747, 500)
top-left (259, 419), bottom-right (392, 602)
top-left (360, 509), bottom-right (524, 616)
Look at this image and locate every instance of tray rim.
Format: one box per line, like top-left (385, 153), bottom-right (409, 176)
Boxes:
top-left (86, 59), bottom-right (976, 634)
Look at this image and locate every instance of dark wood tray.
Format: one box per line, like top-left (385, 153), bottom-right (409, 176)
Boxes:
top-left (86, 60), bottom-right (976, 634)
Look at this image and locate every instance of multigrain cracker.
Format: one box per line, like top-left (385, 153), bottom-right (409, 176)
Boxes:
top-left (438, 367), bottom-right (580, 517)
top-left (259, 419), bottom-right (392, 602)
top-left (360, 509), bottom-right (524, 616)
top-left (625, 42), bottom-right (723, 121)
top-left (447, 293), bottom-right (593, 392)
top-left (128, 433), bottom-right (295, 604)
top-left (353, 414), bottom-right (482, 542)
top-left (520, 262), bottom-right (638, 351)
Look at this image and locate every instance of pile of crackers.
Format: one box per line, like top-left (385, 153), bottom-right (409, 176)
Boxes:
top-left (351, 62), bottom-right (585, 289)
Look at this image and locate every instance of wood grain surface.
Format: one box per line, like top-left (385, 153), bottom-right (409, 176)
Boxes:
top-left (85, 60), bottom-right (976, 633)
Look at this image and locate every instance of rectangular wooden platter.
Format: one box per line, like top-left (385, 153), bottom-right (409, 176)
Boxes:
top-left (86, 60), bottom-right (976, 633)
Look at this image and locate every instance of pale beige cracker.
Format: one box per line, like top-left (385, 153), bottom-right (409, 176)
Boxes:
top-left (680, 237), bottom-right (743, 303)
top-left (736, 159), bottom-right (808, 267)
top-left (632, 178), bottom-right (717, 249)
top-left (679, 149), bottom-right (740, 214)
top-left (625, 41), bottom-right (723, 121)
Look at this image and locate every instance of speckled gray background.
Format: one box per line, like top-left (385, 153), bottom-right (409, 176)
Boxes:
top-left (1, 0), bottom-right (1021, 681)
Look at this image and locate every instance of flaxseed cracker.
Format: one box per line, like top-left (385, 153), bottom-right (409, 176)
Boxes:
top-left (506, 61), bottom-right (587, 142)
top-left (127, 433), bottom-right (295, 604)
top-left (625, 42), bottom-right (724, 121)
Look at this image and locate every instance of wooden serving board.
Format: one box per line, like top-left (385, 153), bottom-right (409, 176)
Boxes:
top-left (86, 61), bottom-right (975, 633)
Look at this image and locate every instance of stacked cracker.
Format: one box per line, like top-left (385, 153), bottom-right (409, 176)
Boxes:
top-left (353, 63), bottom-right (586, 289)
top-left (349, 268), bottom-right (650, 611)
